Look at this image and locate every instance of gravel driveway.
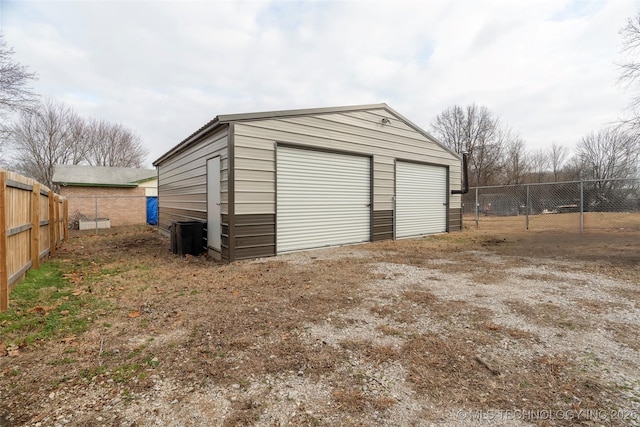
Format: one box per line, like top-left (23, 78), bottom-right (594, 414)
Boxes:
top-left (0, 228), bottom-right (638, 426)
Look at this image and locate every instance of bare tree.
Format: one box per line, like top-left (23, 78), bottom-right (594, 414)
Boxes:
top-left (561, 155), bottom-right (585, 181)
top-left (4, 99), bottom-right (148, 187)
top-left (619, 13), bottom-right (640, 108)
top-left (0, 34), bottom-right (38, 165)
top-left (6, 100), bottom-right (86, 187)
top-left (431, 103), bottom-right (515, 186)
top-left (577, 127), bottom-right (639, 210)
top-left (503, 137), bottom-right (528, 184)
top-left (85, 119), bottom-right (147, 168)
top-left (577, 127), bottom-right (638, 181)
top-left (0, 33), bottom-right (38, 117)
top-left (547, 142), bottom-right (569, 182)
top-left (528, 149), bottom-right (549, 183)
top-left (617, 12), bottom-right (640, 136)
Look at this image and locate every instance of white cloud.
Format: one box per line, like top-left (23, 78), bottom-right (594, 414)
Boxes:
top-left (1, 0), bottom-right (637, 165)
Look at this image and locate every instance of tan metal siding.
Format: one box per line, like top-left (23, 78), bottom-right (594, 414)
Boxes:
top-left (373, 156), bottom-right (395, 211)
top-left (234, 120), bottom-right (458, 165)
top-left (157, 126), bottom-right (229, 232)
top-left (233, 108), bottom-right (460, 216)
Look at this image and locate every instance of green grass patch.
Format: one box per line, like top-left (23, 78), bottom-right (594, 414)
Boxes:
top-left (112, 363), bottom-right (142, 383)
top-left (49, 357), bottom-right (77, 366)
top-left (80, 365), bottom-right (108, 381)
top-left (0, 261), bottom-right (101, 345)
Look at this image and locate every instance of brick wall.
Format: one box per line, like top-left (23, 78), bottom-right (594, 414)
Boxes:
top-left (60, 186), bottom-right (147, 227)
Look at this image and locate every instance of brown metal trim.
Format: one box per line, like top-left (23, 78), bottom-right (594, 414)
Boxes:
top-left (228, 123), bottom-right (236, 262)
top-left (205, 155), bottom-right (222, 252)
top-left (234, 213), bottom-right (276, 258)
top-left (372, 210), bottom-right (393, 241)
top-left (276, 141), bottom-right (373, 159)
top-left (446, 165), bottom-right (450, 232)
top-left (235, 245), bottom-right (277, 260)
top-left (394, 157), bottom-right (451, 169)
top-left (448, 208), bottom-right (462, 231)
top-left (273, 141), bottom-right (278, 255)
top-left (155, 164), bottom-right (160, 230)
top-left (221, 214), bottom-right (230, 260)
top-left (369, 156), bottom-right (374, 242)
top-left (393, 159), bottom-right (397, 240)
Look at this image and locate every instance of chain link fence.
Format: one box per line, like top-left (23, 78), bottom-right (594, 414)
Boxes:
top-left (66, 195), bottom-right (158, 234)
top-left (463, 178), bottom-right (640, 232)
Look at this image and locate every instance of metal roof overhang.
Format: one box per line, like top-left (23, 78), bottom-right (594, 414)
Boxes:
top-left (152, 103), bottom-right (460, 166)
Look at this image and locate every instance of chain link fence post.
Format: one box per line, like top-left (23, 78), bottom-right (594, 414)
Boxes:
top-left (579, 180), bottom-right (584, 233)
top-left (525, 185), bottom-right (530, 230)
top-left (475, 187), bottom-right (479, 229)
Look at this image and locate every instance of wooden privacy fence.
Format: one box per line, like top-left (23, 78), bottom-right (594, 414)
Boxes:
top-left (0, 169), bottom-right (68, 311)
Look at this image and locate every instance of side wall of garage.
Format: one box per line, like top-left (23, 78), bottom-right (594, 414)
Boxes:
top-left (157, 126), bottom-right (230, 258)
top-left (231, 108), bottom-right (462, 259)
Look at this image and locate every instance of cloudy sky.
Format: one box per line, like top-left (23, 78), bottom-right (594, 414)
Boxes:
top-left (1, 0), bottom-right (638, 167)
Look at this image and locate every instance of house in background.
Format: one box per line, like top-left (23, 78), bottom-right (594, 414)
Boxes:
top-left (52, 165), bottom-right (158, 227)
top-left (153, 103), bottom-right (463, 261)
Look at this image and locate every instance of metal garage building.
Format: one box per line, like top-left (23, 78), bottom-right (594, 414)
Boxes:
top-left (153, 104), bottom-right (463, 261)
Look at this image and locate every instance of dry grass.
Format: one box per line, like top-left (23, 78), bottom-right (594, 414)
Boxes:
top-left (467, 211), bottom-right (640, 233)
top-left (0, 225), bottom-right (638, 426)
top-left (402, 334), bottom-right (603, 411)
top-left (505, 301), bottom-right (592, 331)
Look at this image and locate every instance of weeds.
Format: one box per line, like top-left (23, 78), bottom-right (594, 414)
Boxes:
top-left (0, 262), bottom-right (97, 345)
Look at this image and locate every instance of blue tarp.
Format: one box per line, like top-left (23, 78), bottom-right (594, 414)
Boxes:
top-left (146, 197), bottom-right (158, 225)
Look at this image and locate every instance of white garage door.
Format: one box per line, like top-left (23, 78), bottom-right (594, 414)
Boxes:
top-left (277, 146), bottom-right (371, 253)
top-left (396, 161), bottom-right (447, 238)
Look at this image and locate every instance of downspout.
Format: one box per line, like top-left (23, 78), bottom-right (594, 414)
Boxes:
top-left (451, 152), bottom-right (469, 195)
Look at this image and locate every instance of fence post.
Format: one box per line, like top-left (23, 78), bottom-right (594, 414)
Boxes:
top-left (579, 180), bottom-right (584, 233)
top-left (48, 190), bottom-right (55, 257)
top-left (95, 196), bottom-right (98, 234)
top-left (525, 185), bottom-right (530, 230)
top-left (55, 194), bottom-right (60, 247)
top-left (475, 187), bottom-right (479, 228)
top-left (63, 198), bottom-right (68, 242)
top-left (0, 171), bottom-right (7, 311)
top-left (31, 184), bottom-right (40, 269)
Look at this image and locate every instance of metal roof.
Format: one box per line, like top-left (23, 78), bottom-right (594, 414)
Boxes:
top-left (52, 165), bottom-right (157, 187)
top-left (153, 103), bottom-right (459, 165)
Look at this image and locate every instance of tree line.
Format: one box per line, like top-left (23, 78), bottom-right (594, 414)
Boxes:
top-left (0, 34), bottom-right (148, 189)
top-left (429, 103), bottom-right (639, 188)
top-left (430, 13), bottom-right (640, 188)
top-left (2, 11), bottom-right (640, 190)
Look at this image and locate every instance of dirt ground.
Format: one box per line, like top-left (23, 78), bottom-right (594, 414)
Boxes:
top-left (1, 225), bottom-right (639, 426)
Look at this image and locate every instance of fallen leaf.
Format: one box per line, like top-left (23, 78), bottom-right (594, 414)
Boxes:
top-left (60, 336), bottom-right (75, 344)
top-left (128, 311), bottom-right (140, 318)
top-left (27, 306), bottom-right (47, 315)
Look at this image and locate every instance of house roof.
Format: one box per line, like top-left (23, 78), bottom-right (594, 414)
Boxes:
top-left (153, 103), bottom-right (459, 166)
top-left (52, 165), bottom-right (157, 187)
